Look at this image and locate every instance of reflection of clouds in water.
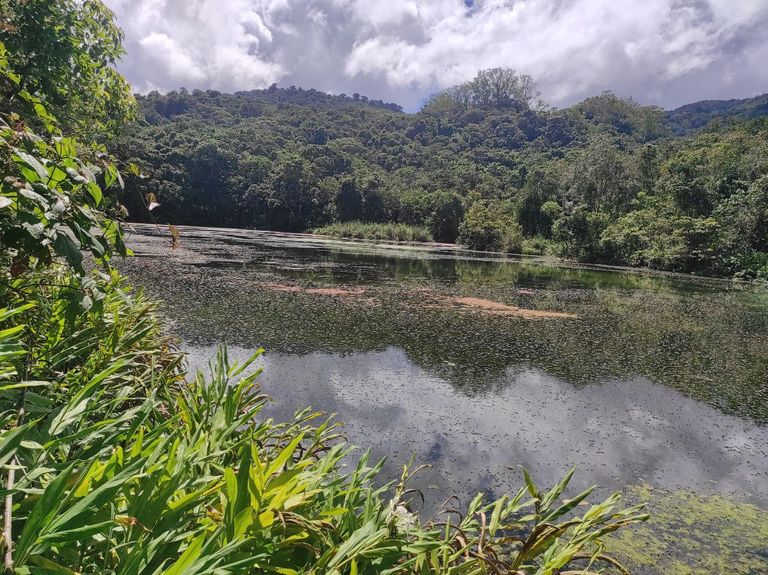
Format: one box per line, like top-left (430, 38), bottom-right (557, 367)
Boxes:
top-left (185, 345), bottom-right (768, 510)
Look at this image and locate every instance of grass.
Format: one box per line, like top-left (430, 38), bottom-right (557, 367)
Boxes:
top-left (313, 221), bottom-right (434, 243)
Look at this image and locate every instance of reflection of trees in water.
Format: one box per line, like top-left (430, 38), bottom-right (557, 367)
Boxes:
top-left (131, 257), bottom-right (768, 424)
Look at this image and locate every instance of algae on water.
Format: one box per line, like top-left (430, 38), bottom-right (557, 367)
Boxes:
top-left (611, 485), bottom-right (768, 575)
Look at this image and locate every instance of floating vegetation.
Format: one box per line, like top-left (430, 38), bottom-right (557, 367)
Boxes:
top-left (610, 485), bottom-right (768, 575)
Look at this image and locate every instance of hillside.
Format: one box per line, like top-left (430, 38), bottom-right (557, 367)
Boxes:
top-left (113, 76), bottom-right (768, 279)
top-left (665, 93), bottom-right (768, 135)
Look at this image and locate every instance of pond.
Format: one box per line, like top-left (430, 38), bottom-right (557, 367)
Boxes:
top-left (118, 223), bottom-right (768, 574)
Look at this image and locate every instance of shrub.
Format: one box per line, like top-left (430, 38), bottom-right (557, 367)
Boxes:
top-left (458, 200), bottom-right (525, 253)
top-left (312, 221), bottom-right (433, 242)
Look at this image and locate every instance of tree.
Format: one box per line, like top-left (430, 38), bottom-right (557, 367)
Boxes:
top-left (425, 68), bottom-right (540, 112)
top-left (426, 192), bottom-right (464, 243)
top-left (552, 207), bottom-right (613, 262)
top-left (566, 137), bottom-right (637, 213)
top-left (576, 91), bottom-right (665, 141)
top-left (336, 178), bottom-right (362, 221)
top-left (0, 0), bottom-right (135, 140)
top-left (471, 68), bottom-right (539, 109)
top-left (458, 199), bottom-right (523, 253)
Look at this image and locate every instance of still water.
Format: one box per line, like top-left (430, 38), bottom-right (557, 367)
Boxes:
top-left (119, 223), bottom-right (768, 574)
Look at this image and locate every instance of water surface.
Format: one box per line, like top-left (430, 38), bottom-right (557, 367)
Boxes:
top-left (119, 223), bottom-right (768, 573)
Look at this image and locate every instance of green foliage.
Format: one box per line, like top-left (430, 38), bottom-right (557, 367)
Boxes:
top-left (0, 0), bottom-right (135, 140)
top-left (601, 194), bottom-right (721, 272)
top-left (459, 199), bottom-right (524, 253)
top-left (336, 178), bottom-right (363, 222)
top-left (398, 191), bottom-right (464, 243)
top-left (552, 208), bottom-right (614, 262)
top-left (424, 67), bottom-right (541, 111)
top-left (575, 92), bottom-right (666, 142)
top-left (598, 125), bottom-right (768, 276)
top-left (313, 221), bottom-right (433, 242)
top-left (0, 40), bottom-right (129, 283)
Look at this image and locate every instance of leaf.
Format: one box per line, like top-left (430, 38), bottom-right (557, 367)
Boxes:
top-left (0, 421), bottom-right (35, 467)
top-left (86, 181), bottom-right (103, 205)
top-left (104, 164), bottom-right (118, 189)
top-left (14, 151), bottom-right (48, 182)
top-left (257, 510), bottom-right (274, 528)
top-left (14, 464), bottom-right (76, 563)
top-left (40, 520), bottom-right (114, 543)
top-left (541, 466), bottom-right (576, 511)
top-left (53, 227), bottom-right (83, 270)
top-left (47, 399), bottom-right (89, 436)
top-left (27, 555), bottom-right (80, 574)
top-left (162, 533), bottom-right (206, 575)
top-left (266, 432), bottom-right (305, 477)
top-left (521, 466), bottom-right (539, 500)
top-left (543, 486), bottom-right (595, 523)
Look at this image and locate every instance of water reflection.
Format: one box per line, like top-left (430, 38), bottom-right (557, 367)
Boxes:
top-left (118, 224), bottom-right (768, 575)
top-left (119, 224), bottom-right (768, 504)
top-left (186, 346), bottom-right (768, 510)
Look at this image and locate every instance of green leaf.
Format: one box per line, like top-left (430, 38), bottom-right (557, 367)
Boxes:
top-left (14, 151), bottom-right (48, 182)
top-left (521, 466), bottom-right (539, 500)
top-left (0, 421), bottom-right (35, 467)
top-left (266, 432), bottom-right (305, 477)
top-left (86, 181), bottom-right (103, 205)
top-left (14, 464), bottom-right (76, 563)
top-left (162, 534), bottom-right (206, 575)
top-left (52, 228), bottom-right (83, 271)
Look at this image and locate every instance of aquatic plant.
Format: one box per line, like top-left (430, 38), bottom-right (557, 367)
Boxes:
top-left (609, 485), bottom-right (768, 575)
top-left (312, 221), bottom-right (434, 243)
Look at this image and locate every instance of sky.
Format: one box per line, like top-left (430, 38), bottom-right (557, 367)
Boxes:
top-left (104, 0), bottom-right (768, 112)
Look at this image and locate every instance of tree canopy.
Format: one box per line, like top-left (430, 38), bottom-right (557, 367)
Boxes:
top-left (0, 0), bottom-right (135, 140)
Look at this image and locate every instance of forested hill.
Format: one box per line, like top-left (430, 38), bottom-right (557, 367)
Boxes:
top-left (665, 93), bottom-right (768, 136)
top-left (113, 73), bottom-right (768, 279)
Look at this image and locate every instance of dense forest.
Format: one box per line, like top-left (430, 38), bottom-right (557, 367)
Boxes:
top-left (114, 77), bottom-right (768, 279)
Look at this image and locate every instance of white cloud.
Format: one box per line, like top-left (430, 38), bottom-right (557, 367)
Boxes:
top-left (107, 0), bottom-right (283, 93)
top-left (104, 0), bottom-right (768, 110)
top-left (138, 32), bottom-right (206, 82)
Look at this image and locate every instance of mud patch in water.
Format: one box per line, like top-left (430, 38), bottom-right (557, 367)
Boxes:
top-left (259, 283), bottom-right (577, 319)
top-left (262, 283), bottom-right (367, 297)
top-left (450, 296), bottom-right (578, 319)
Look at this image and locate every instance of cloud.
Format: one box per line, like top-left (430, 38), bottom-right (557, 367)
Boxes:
top-left (106, 0), bottom-right (283, 92)
top-left (104, 0), bottom-right (768, 111)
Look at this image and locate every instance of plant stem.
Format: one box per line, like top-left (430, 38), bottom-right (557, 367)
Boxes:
top-left (3, 387), bottom-right (27, 573)
top-left (4, 463), bottom-right (15, 572)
